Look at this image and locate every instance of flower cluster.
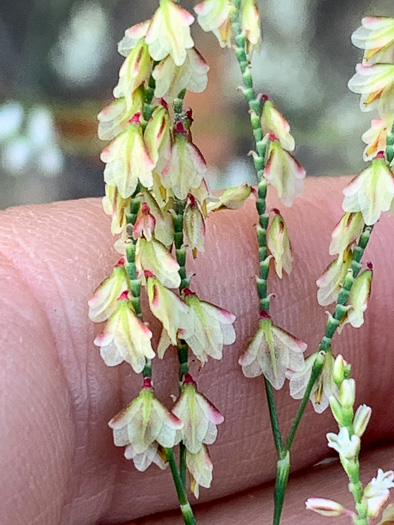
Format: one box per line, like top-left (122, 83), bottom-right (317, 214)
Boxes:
top-left (347, 17), bottom-right (394, 225)
top-left (89, 0), bottom-right (243, 500)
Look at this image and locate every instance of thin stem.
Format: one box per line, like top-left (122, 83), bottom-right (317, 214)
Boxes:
top-left (273, 452), bottom-right (290, 525)
top-left (165, 448), bottom-right (197, 525)
top-left (265, 379), bottom-right (283, 455)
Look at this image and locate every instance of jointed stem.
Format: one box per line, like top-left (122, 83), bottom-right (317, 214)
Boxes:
top-left (165, 448), bottom-right (197, 525)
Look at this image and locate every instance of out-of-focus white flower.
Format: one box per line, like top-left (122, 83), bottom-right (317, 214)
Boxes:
top-left (194, 0), bottom-right (232, 48)
top-left (351, 17), bottom-right (394, 65)
top-left (241, 0), bottom-right (262, 56)
top-left (348, 63), bottom-right (394, 117)
top-left (186, 444), bottom-right (213, 498)
top-left (118, 21), bottom-right (150, 57)
top-left (305, 498), bottom-right (345, 517)
top-left (363, 469), bottom-right (394, 519)
top-left (0, 102), bottom-right (24, 141)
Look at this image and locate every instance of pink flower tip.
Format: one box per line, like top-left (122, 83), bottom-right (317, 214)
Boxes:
top-left (160, 98), bottom-right (168, 110)
top-left (187, 194), bottom-right (197, 206)
top-left (261, 94), bottom-right (270, 101)
top-left (118, 290), bottom-right (130, 301)
top-left (268, 133), bottom-right (278, 142)
top-left (183, 373), bottom-right (196, 386)
top-left (142, 377), bottom-right (152, 389)
top-left (185, 107), bottom-right (194, 123)
top-left (129, 112), bottom-right (141, 124)
top-left (115, 257), bottom-right (126, 267)
top-left (175, 121), bottom-right (186, 134)
top-left (367, 261), bottom-right (373, 271)
top-left (144, 270), bottom-right (154, 278)
top-left (259, 310), bottom-right (271, 320)
top-left (272, 207), bottom-right (280, 215)
top-left (141, 202), bottom-right (151, 214)
top-left (376, 151), bottom-right (385, 159)
top-left (183, 288), bottom-right (195, 296)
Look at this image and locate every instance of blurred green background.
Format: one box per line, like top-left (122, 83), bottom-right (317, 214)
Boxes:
top-left (0, 0), bottom-right (393, 208)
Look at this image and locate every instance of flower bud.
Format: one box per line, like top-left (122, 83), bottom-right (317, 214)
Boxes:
top-left (267, 211), bottom-right (292, 278)
top-left (339, 378), bottom-right (356, 409)
top-left (133, 202), bottom-right (156, 241)
top-left (305, 498), bottom-right (345, 517)
top-left (184, 194), bottom-right (205, 256)
top-left (353, 404), bottom-right (372, 437)
top-left (333, 354), bottom-right (345, 387)
top-left (241, 0), bottom-right (262, 56)
top-left (207, 183), bottom-right (253, 212)
top-left (261, 96), bottom-right (295, 152)
top-left (329, 212), bottom-right (364, 257)
top-left (329, 395), bottom-right (344, 427)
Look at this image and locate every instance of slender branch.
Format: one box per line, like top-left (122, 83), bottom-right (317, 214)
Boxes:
top-left (165, 448), bottom-right (197, 525)
top-left (265, 379), bottom-right (283, 455)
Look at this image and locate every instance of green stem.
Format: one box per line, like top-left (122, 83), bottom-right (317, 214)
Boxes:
top-left (265, 379), bottom-right (283, 455)
top-left (125, 190), bottom-right (142, 317)
top-left (165, 448), bottom-right (197, 525)
top-left (273, 452), bottom-right (290, 525)
top-left (142, 73), bottom-right (157, 126)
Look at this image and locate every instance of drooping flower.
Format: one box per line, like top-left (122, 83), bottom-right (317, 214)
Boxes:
top-left (287, 351), bottom-right (338, 413)
top-left (94, 295), bottom-right (155, 373)
top-left (329, 212), bottom-right (364, 258)
top-left (239, 312), bottom-right (307, 390)
top-left (241, 0), bottom-right (262, 56)
top-left (263, 137), bottom-right (305, 207)
top-left (327, 427), bottom-right (360, 461)
top-left (113, 40), bottom-right (152, 109)
top-left (146, 275), bottom-right (192, 355)
top-left (316, 250), bottom-right (353, 307)
top-left (153, 47), bottom-right (210, 102)
top-left (88, 261), bottom-right (129, 322)
top-left (351, 17), bottom-right (394, 65)
top-left (342, 155), bottom-right (394, 225)
top-left (136, 238), bottom-right (180, 288)
top-left (338, 267), bottom-right (373, 333)
top-left (102, 184), bottom-right (130, 235)
top-left (182, 289), bottom-right (236, 364)
top-left (97, 90), bottom-right (144, 141)
top-left (348, 63), bottom-right (394, 116)
top-left (267, 211), bottom-right (292, 279)
top-left (172, 374), bottom-right (224, 454)
top-left (261, 96), bottom-right (295, 152)
top-left (109, 377), bottom-right (183, 457)
top-left (207, 183), bottom-right (252, 212)
top-left (144, 104), bottom-right (171, 171)
top-left (145, 0), bottom-right (195, 66)
top-left (362, 119), bottom-right (392, 161)
top-left (186, 444), bottom-right (213, 498)
top-left (363, 470), bottom-right (394, 519)
top-left (161, 123), bottom-right (207, 200)
top-left (118, 20), bottom-right (150, 57)
top-left (305, 498), bottom-right (345, 518)
top-left (183, 195), bottom-right (206, 256)
top-left (101, 114), bottom-right (154, 198)
top-left (132, 202), bottom-right (156, 242)
top-left (141, 190), bottom-right (174, 247)
top-left (194, 0), bottom-right (232, 48)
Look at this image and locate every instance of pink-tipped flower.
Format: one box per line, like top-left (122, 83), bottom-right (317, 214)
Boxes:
top-left (113, 40), bottom-right (152, 110)
top-left (353, 404), bottom-right (372, 438)
top-left (161, 131), bottom-right (207, 200)
top-left (136, 237), bottom-right (180, 288)
top-left (241, 0), bottom-right (262, 56)
top-left (239, 314), bottom-right (307, 390)
top-left (146, 275), bottom-right (193, 356)
top-left (267, 212), bottom-right (292, 279)
top-left (287, 351), bottom-right (338, 413)
top-left (194, 0), bottom-right (232, 48)
top-left (88, 263), bottom-right (129, 323)
top-left (153, 47), bottom-right (210, 102)
top-left (305, 498), bottom-right (345, 517)
top-left (97, 90), bottom-right (144, 141)
top-left (186, 444), bottom-right (213, 499)
top-left (329, 212), bottom-right (364, 258)
top-left (145, 0), bottom-right (194, 66)
top-left (118, 20), bottom-right (150, 57)
top-left (342, 156), bottom-right (394, 225)
top-left (316, 250), bottom-right (353, 306)
top-left (94, 299), bottom-right (155, 373)
top-left (172, 375), bottom-right (224, 454)
top-left (207, 183), bottom-right (252, 212)
top-left (338, 268), bottom-right (373, 333)
top-left (102, 184), bottom-right (130, 235)
top-left (261, 97), bottom-right (295, 152)
top-left (109, 381), bottom-right (183, 458)
top-left (142, 190), bottom-right (174, 247)
top-left (132, 202), bottom-right (156, 242)
top-left (144, 105), bottom-right (171, 172)
top-left (183, 290), bottom-right (236, 364)
top-left (351, 17), bottom-right (394, 64)
top-left (348, 63), bottom-right (394, 117)
top-left (101, 118), bottom-right (154, 199)
top-left (363, 470), bottom-right (394, 519)
top-left (264, 139), bottom-right (305, 207)
top-left (184, 195), bottom-right (206, 256)
top-left (362, 119), bottom-right (391, 161)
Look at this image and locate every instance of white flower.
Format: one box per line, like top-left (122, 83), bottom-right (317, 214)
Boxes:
top-left (261, 96), bottom-right (295, 152)
top-left (186, 445), bottom-right (213, 498)
top-left (136, 238), bottom-right (180, 288)
top-left (326, 427), bottom-right (360, 461)
top-left (88, 262), bottom-right (129, 322)
top-left (316, 250), bottom-right (353, 307)
top-left (364, 470), bottom-right (394, 519)
top-left (267, 212), bottom-right (292, 279)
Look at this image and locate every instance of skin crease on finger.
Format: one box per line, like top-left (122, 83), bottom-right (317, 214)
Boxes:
top-left (0, 177), bottom-right (393, 525)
